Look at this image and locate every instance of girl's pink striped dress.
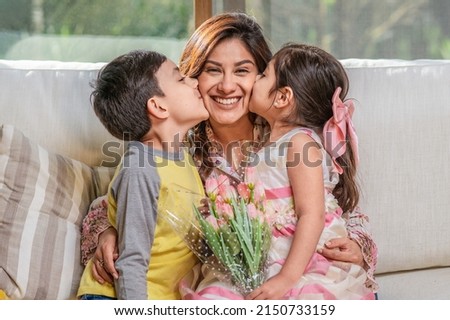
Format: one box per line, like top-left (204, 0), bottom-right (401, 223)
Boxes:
top-left (180, 128), bottom-right (374, 300)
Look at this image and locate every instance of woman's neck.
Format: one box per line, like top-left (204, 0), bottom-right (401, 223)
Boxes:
top-left (209, 116), bottom-right (254, 147)
top-left (208, 116), bottom-right (254, 174)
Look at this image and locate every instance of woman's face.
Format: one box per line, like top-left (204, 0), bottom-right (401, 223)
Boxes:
top-left (197, 38), bottom-right (259, 127)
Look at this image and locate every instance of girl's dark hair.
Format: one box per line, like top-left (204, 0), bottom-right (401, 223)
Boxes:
top-left (92, 50), bottom-right (166, 141)
top-left (271, 43), bottom-right (358, 213)
top-left (179, 12), bottom-right (272, 180)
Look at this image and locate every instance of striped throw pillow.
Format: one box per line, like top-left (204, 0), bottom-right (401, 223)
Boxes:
top-left (0, 124), bottom-right (97, 299)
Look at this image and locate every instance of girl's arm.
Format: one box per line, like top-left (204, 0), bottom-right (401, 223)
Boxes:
top-left (319, 209), bottom-right (378, 291)
top-left (247, 133), bottom-right (325, 300)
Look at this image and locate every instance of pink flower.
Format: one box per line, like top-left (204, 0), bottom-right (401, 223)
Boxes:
top-left (247, 203), bottom-right (258, 219)
top-left (215, 195), bottom-right (225, 206)
top-left (247, 203), bottom-right (265, 223)
top-left (217, 218), bottom-right (227, 228)
top-left (216, 202), bottom-right (234, 220)
top-left (253, 181), bottom-right (266, 203)
top-left (205, 215), bottom-right (219, 231)
top-left (219, 183), bottom-right (238, 203)
top-left (205, 177), bottom-right (219, 200)
top-left (237, 183), bottom-right (250, 201)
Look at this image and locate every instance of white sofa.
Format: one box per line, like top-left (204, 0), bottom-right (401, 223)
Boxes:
top-left (1, 58), bottom-right (449, 300)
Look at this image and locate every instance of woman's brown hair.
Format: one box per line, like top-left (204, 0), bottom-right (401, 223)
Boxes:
top-left (179, 12), bottom-right (272, 180)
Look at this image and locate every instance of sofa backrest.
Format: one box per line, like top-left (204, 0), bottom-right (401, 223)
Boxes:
top-left (0, 60), bottom-right (114, 167)
top-left (1, 58), bottom-right (450, 281)
top-left (343, 59), bottom-right (450, 274)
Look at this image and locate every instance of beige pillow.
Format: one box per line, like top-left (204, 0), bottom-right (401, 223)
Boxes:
top-left (0, 124), bottom-right (97, 299)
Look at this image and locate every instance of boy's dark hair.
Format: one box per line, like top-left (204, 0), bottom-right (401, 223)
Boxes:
top-left (91, 50), bottom-right (167, 141)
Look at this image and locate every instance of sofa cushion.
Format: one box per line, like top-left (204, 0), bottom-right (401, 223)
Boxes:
top-left (342, 60), bottom-right (450, 275)
top-left (0, 124), bottom-right (97, 299)
top-left (0, 59), bottom-right (118, 168)
top-left (376, 267), bottom-right (450, 299)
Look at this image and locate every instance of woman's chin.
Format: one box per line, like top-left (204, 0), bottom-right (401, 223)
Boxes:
top-left (210, 114), bottom-right (251, 128)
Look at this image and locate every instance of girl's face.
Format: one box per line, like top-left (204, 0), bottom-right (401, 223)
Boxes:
top-left (198, 38), bottom-right (259, 127)
top-left (249, 60), bottom-right (277, 118)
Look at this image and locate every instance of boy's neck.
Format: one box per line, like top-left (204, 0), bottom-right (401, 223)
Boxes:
top-left (140, 128), bottom-right (187, 153)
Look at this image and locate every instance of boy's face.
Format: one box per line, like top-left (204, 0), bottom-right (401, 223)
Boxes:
top-left (156, 59), bottom-right (209, 126)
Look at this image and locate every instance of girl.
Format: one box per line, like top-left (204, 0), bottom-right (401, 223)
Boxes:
top-left (246, 43), bottom-right (375, 299)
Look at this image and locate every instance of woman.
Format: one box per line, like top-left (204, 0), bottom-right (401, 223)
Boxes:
top-left (82, 12), bottom-right (378, 294)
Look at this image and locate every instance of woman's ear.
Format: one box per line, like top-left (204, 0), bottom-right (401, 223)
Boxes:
top-left (274, 86), bottom-right (293, 109)
top-left (147, 97), bottom-right (169, 119)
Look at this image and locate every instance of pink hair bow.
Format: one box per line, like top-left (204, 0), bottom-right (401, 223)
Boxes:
top-left (323, 87), bottom-right (359, 174)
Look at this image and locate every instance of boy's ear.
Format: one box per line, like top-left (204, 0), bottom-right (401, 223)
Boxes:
top-left (274, 86), bottom-right (293, 109)
top-left (147, 97), bottom-right (169, 119)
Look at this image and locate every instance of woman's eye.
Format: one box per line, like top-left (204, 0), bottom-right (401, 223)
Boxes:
top-left (236, 69), bottom-right (249, 75)
top-left (205, 68), bottom-right (221, 73)
top-left (178, 77), bottom-right (186, 82)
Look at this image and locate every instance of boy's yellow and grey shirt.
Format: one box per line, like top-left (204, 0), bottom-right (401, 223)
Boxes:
top-left (77, 141), bottom-right (205, 299)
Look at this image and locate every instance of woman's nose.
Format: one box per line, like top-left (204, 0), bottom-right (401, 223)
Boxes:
top-left (217, 74), bottom-right (236, 93)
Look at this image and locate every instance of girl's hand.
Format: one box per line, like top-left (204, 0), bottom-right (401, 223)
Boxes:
top-left (245, 273), bottom-right (294, 300)
top-left (319, 237), bottom-right (365, 267)
top-left (91, 227), bottom-right (119, 284)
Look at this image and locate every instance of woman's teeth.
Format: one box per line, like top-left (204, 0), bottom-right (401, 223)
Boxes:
top-left (214, 97), bottom-right (239, 105)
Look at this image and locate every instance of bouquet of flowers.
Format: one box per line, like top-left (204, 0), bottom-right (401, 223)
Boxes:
top-left (164, 167), bottom-right (272, 295)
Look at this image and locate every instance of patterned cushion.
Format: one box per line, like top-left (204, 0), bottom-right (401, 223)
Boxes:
top-left (0, 124), bottom-right (97, 299)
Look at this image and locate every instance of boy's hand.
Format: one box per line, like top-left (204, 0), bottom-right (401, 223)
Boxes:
top-left (245, 273), bottom-right (293, 300)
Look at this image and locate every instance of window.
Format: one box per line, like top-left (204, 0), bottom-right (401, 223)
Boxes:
top-left (0, 0), bottom-right (194, 62)
top-left (230, 0), bottom-right (450, 59)
top-left (1, 0), bottom-right (449, 62)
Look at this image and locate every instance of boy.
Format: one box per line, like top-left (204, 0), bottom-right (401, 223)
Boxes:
top-left (77, 50), bottom-right (209, 299)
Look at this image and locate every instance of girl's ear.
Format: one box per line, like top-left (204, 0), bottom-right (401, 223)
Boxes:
top-left (274, 86), bottom-right (293, 109)
top-left (147, 97), bottom-right (169, 119)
